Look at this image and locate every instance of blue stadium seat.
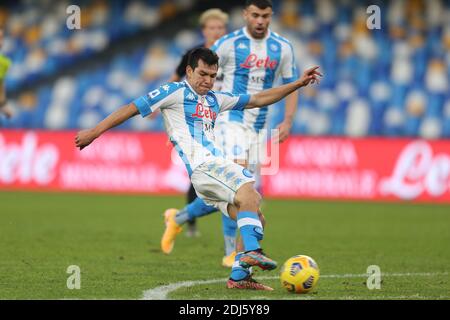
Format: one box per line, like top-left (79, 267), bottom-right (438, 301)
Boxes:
top-left (3, 0), bottom-right (449, 138)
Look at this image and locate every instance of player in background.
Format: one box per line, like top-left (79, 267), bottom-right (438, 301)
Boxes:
top-left (169, 9), bottom-right (228, 83)
top-left (0, 28), bottom-right (12, 120)
top-left (161, 0), bottom-right (300, 270)
top-left (75, 48), bottom-right (322, 290)
top-left (168, 9), bottom-right (229, 238)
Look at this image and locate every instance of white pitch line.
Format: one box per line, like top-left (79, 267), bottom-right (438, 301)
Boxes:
top-left (142, 278), bottom-right (228, 300)
top-left (141, 272), bottom-right (448, 300)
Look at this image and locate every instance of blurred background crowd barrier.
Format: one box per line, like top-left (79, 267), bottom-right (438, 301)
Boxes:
top-left (1, 130), bottom-right (449, 202)
top-left (0, 0), bottom-right (449, 202)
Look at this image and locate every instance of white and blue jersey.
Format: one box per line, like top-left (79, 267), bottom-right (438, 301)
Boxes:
top-left (132, 81), bottom-right (250, 176)
top-left (211, 27), bottom-right (298, 132)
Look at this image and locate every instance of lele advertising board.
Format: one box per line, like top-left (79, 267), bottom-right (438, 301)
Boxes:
top-left (263, 137), bottom-right (450, 203)
top-left (1, 130), bottom-right (449, 203)
top-left (0, 130), bottom-right (190, 194)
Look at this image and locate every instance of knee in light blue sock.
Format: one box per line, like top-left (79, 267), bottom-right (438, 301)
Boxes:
top-left (237, 211), bottom-right (263, 252)
top-left (175, 197), bottom-right (217, 225)
top-left (186, 197), bottom-right (216, 218)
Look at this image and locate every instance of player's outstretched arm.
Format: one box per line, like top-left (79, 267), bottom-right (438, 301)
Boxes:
top-left (75, 103), bottom-right (139, 150)
top-left (246, 66), bottom-right (322, 109)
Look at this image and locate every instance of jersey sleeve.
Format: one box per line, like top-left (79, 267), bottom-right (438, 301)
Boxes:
top-left (215, 92), bottom-right (251, 112)
top-left (280, 42), bottom-right (299, 84)
top-left (132, 82), bottom-right (181, 117)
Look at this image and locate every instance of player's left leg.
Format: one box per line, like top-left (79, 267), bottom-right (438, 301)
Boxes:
top-left (214, 121), bottom-right (249, 266)
top-left (225, 200), bottom-right (273, 291)
top-left (225, 194), bottom-right (274, 271)
top-left (225, 127), bottom-right (267, 269)
top-left (187, 158), bottom-right (275, 289)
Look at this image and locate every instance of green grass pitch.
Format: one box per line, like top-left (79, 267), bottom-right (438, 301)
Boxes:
top-left (0, 191), bottom-right (449, 300)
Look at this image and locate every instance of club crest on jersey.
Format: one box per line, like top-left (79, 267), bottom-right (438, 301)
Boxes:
top-left (240, 53), bottom-right (278, 70)
top-left (206, 95), bottom-right (215, 105)
top-left (269, 43), bottom-right (279, 52)
top-left (242, 168), bottom-right (253, 178)
top-left (192, 102), bottom-right (217, 120)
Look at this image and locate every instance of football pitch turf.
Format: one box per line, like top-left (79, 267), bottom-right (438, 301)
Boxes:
top-left (0, 191), bottom-right (449, 300)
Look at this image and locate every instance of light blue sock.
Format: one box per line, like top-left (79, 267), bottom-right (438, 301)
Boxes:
top-left (237, 211), bottom-right (263, 252)
top-left (175, 197), bottom-right (216, 225)
top-left (230, 252), bottom-right (250, 281)
top-left (222, 213), bottom-right (237, 256)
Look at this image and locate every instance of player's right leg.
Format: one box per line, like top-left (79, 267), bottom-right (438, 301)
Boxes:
top-left (161, 208), bottom-right (183, 255)
top-left (185, 183), bottom-right (200, 238)
top-left (161, 196), bottom-right (238, 261)
top-left (161, 196), bottom-right (216, 254)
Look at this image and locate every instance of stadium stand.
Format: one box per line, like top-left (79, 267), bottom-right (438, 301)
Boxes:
top-left (1, 0), bottom-right (449, 138)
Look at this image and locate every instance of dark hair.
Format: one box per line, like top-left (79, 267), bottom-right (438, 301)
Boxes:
top-left (245, 0), bottom-right (273, 9)
top-left (187, 47), bottom-right (219, 70)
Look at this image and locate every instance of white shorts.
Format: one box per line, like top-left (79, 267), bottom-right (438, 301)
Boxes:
top-left (215, 121), bottom-right (267, 173)
top-left (191, 157), bottom-right (255, 217)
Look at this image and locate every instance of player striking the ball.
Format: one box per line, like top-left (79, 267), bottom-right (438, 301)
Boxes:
top-left (75, 48), bottom-right (321, 290)
top-left (161, 0), bottom-right (300, 269)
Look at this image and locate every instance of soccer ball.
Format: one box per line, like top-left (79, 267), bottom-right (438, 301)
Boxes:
top-left (280, 255), bottom-right (320, 293)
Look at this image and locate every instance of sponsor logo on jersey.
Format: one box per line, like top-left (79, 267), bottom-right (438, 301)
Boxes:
top-left (206, 95), bottom-right (215, 105)
top-left (192, 103), bottom-right (217, 120)
top-left (240, 53), bottom-right (278, 70)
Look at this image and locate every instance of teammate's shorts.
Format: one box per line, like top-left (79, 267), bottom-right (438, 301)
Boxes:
top-left (191, 157), bottom-right (255, 217)
top-left (215, 121), bottom-right (267, 173)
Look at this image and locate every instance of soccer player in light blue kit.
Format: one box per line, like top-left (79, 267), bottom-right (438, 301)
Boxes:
top-left (75, 48), bottom-right (321, 290)
top-left (162, 0), bottom-right (300, 270)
